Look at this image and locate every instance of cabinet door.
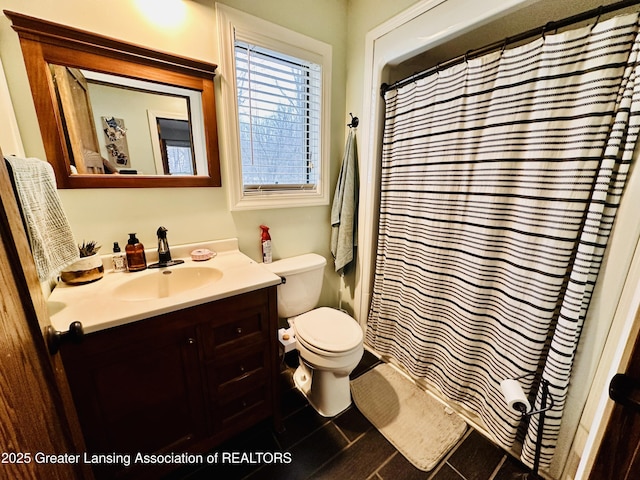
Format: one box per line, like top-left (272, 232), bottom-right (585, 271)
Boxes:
top-left (61, 316), bottom-right (204, 478)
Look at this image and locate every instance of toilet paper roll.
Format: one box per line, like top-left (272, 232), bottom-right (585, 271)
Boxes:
top-left (500, 379), bottom-right (530, 414)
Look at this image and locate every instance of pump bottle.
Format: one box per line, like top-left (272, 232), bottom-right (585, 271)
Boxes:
top-left (125, 233), bottom-right (147, 271)
top-left (111, 242), bottom-right (127, 272)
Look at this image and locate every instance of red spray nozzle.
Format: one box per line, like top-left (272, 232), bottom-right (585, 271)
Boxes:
top-left (260, 225), bottom-right (271, 241)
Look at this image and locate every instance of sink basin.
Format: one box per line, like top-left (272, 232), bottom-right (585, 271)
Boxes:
top-left (114, 267), bottom-right (223, 301)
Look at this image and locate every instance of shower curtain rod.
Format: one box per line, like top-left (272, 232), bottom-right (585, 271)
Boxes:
top-left (381, 0), bottom-right (640, 95)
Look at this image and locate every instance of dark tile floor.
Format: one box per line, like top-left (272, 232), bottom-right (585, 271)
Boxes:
top-left (167, 350), bottom-right (532, 480)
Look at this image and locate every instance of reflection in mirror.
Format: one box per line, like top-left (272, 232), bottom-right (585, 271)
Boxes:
top-left (155, 118), bottom-right (195, 175)
top-left (5, 10), bottom-right (220, 189)
top-left (50, 67), bottom-right (205, 176)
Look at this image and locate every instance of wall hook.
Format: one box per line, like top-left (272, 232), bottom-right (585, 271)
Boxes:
top-left (348, 113), bottom-right (359, 128)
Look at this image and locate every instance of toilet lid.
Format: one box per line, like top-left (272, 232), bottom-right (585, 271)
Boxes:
top-left (294, 307), bottom-right (363, 353)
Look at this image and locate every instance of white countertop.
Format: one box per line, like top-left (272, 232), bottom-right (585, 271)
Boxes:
top-left (47, 239), bottom-right (282, 334)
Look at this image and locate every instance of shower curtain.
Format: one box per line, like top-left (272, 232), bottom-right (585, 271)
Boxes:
top-left (367, 13), bottom-right (640, 470)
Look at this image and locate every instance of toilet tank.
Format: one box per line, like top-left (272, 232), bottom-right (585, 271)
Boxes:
top-left (264, 253), bottom-right (326, 318)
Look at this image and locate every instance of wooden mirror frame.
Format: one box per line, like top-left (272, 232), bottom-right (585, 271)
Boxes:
top-left (5, 10), bottom-right (221, 188)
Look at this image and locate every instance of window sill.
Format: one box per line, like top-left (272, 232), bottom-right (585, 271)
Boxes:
top-left (230, 190), bottom-right (329, 211)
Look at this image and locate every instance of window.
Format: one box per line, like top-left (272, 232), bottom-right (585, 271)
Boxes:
top-left (235, 42), bottom-right (321, 191)
top-left (217, 4), bottom-right (332, 210)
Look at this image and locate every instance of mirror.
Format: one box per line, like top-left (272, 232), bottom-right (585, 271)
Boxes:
top-left (51, 67), bottom-right (206, 176)
top-left (5, 10), bottom-right (221, 188)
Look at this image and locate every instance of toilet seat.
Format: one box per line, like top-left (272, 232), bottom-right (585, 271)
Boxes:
top-left (294, 307), bottom-right (363, 356)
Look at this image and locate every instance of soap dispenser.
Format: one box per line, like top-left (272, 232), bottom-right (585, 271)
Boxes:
top-left (125, 233), bottom-right (147, 272)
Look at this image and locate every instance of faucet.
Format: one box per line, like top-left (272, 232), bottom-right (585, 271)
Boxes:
top-left (148, 227), bottom-right (184, 268)
top-left (157, 226), bottom-right (172, 264)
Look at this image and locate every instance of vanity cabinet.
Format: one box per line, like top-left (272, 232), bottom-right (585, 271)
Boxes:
top-left (60, 287), bottom-right (279, 479)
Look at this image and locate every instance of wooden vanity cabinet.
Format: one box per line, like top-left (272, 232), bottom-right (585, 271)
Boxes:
top-left (60, 316), bottom-right (204, 479)
top-left (60, 286), bottom-right (279, 479)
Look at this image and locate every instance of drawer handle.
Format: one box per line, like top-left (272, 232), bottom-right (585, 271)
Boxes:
top-left (226, 370), bottom-right (254, 385)
top-left (239, 365), bottom-right (245, 373)
top-left (236, 327), bottom-right (243, 335)
top-left (241, 400), bottom-right (248, 408)
top-left (187, 337), bottom-right (195, 345)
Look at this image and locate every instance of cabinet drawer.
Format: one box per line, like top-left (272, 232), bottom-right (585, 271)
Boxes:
top-left (214, 349), bottom-right (265, 386)
top-left (212, 313), bottom-right (263, 347)
top-left (200, 300), bottom-right (271, 359)
top-left (215, 365), bottom-right (267, 402)
top-left (219, 385), bottom-right (268, 424)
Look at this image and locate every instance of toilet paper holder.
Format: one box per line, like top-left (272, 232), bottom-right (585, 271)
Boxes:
top-left (501, 373), bottom-right (556, 479)
top-left (505, 373), bottom-right (555, 417)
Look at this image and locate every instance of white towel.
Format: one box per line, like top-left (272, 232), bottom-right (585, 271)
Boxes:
top-left (331, 129), bottom-right (358, 273)
top-left (5, 156), bottom-right (79, 282)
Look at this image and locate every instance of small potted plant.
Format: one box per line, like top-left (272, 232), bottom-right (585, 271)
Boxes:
top-left (61, 240), bottom-right (104, 285)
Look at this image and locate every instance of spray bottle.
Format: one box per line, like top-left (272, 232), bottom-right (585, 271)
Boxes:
top-left (260, 225), bottom-right (272, 264)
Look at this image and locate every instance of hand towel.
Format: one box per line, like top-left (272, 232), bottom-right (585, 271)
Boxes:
top-left (5, 156), bottom-right (79, 282)
top-left (331, 129), bottom-right (358, 273)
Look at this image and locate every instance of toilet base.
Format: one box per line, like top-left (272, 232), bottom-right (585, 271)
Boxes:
top-left (293, 361), bottom-right (353, 417)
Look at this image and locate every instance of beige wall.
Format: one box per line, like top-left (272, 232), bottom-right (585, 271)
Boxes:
top-left (0, 0), bottom-right (348, 307)
top-left (345, 0), bottom-right (420, 119)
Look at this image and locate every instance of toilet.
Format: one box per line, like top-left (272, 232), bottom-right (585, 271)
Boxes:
top-left (264, 253), bottom-right (364, 417)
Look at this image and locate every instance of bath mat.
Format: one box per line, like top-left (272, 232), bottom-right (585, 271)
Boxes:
top-left (350, 363), bottom-right (467, 471)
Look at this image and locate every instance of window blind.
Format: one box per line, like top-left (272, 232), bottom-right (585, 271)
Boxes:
top-left (234, 41), bottom-right (322, 193)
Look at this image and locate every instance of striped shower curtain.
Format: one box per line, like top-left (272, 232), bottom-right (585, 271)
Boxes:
top-left (367, 13), bottom-right (640, 471)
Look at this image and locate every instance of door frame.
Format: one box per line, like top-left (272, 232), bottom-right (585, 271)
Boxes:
top-left (587, 324), bottom-right (640, 478)
top-left (576, 238), bottom-right (640, 478)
